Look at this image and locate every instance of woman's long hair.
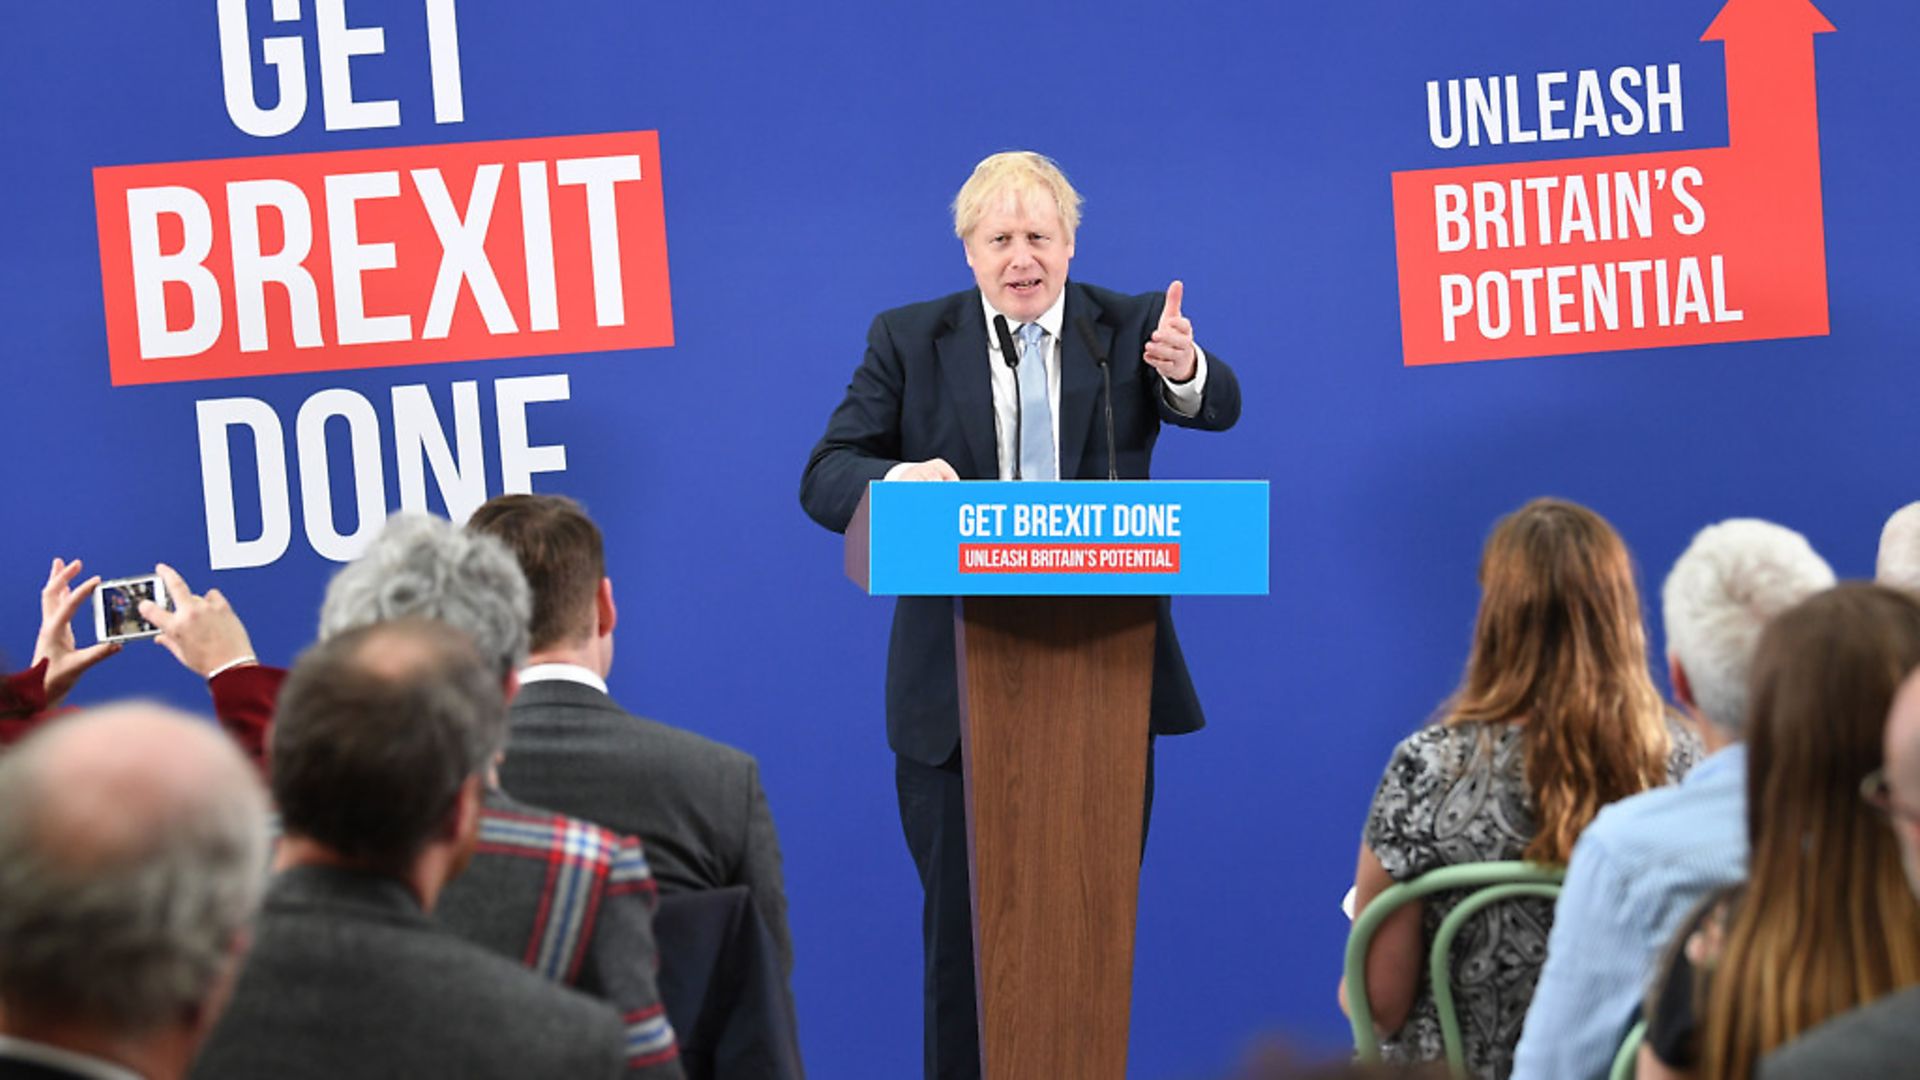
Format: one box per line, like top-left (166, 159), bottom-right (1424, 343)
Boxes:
top-left (1442, 498), bottom-right (1670, 863)
top-left (1698, 583), bottom-right (1920, 1079)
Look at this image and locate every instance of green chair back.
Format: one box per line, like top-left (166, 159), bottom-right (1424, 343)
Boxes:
top-left (1608, 1019), bottom-right (1647, 1080)
top-left (1344, 860), bottom-right (1566, 1078)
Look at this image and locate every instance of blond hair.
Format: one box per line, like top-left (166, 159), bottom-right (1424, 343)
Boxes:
top-left (951, 151), bottom-right (1083, 240)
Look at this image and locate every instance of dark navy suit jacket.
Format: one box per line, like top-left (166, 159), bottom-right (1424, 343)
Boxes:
top-left (799, 281), bottom-right (1242, 766)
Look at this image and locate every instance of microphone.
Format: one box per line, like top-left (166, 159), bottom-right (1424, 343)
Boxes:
top-left (992, 314), bottom-right (1024, 480)
top-left (1075, 315), bottom-right (1119, 481)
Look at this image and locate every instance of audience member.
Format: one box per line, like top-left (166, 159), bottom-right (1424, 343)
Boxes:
top-left (0, 704), bottom-right (269, 1080)
top-left (1637, 584), bottom-right (1920, 1080)
top-left (315, 515), bottom-right (681, 1078)
top-left (467, 493), bottom-right (796, 982)
top-left (1877, 501), bottom-right (1920, 592)
top-left (189, 620), bottom-right (627, 1079)
top-left (1757, 666), bottom-right (1920, 1076)
top-left (1346, 498), bottom-right (1699, 1079)
top-left (1513, 520), bottom-right (1833, 1079)
top-left (144, 517), bottom-right (681, 1078)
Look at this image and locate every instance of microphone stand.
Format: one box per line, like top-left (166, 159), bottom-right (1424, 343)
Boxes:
top-left (1075, 315), bottom-right (1119, 481)
top-left (992, 314), bottom-right (1026, 480)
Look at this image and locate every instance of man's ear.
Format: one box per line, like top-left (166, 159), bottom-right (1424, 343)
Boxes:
top-left (1669, 654), bottom-right (1696, 709)
top-left (597, 577), bottom-right (617, 637)
top-left (502, 670), bottom-right (520, 705)
top-left (443, 774), bottom-right (485, 842)
top-left (187, 925), bottom-right (256, 1039)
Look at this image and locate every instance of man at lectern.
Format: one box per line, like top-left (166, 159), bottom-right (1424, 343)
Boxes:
top-left (799, 151), bottom-right (1242, 1079)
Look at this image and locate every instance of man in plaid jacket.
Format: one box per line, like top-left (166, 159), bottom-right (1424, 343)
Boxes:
top-left (440, 789), bottom-right (681, 1078)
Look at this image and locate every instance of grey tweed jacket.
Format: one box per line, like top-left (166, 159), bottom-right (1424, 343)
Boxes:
top-left (1759, 984), bottom-right (1920, 1079)
top-left (498, 678), bottom-right (795, 984)
top-left (189, 865), bottom-right (625, 1080)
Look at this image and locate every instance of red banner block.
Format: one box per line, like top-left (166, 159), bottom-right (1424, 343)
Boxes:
top-left (93, 131), bottom-right (672, 386)
top-left (1391, 0), bottom-right (1833, 366)
top-left (958, 544), bottom-right (1182, 574)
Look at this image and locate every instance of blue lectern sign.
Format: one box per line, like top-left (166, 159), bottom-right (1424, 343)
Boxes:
top-left (856, 480), bottom-right (1269, 596)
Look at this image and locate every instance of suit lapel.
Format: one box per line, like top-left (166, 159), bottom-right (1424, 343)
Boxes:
top-left (1058, 284), bottom-right (1110, 480)
top-left (933, 291), bottom-right (997, 479)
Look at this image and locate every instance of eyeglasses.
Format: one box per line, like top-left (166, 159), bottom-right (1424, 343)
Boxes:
top-left (1860, 768), bottom-right (1920, 826)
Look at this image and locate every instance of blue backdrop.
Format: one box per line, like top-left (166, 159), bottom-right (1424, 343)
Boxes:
top-left (2, 2), bottom-right (1906, 1075)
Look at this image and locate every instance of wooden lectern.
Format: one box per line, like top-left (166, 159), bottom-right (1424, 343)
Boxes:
top-left (845, 479), bottom-right (1268, 1079)
top-left (953, 593), bottom-right (1155, 1079)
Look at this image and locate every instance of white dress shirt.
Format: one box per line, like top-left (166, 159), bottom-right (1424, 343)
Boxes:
top-left (516, 662), bottom-right (608, 694)
top-left (885, 286), bottom-right (1209, 480)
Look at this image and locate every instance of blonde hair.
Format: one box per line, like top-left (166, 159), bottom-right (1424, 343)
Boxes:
top-left (1697, 584), bottom-right (1920, 1079)
top-left (952, 151), bottom-right (1083, 241)
top-left (1444, 498), bottom-right (1671, 864)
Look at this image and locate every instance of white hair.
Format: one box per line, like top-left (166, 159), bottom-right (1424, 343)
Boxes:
top-left (1661, 519), bottom-right (1835, 736)
top-left (318, 512), bottom-right (531, 680)
top-left (0, 705), bottom-right (269, 1031)
top-left (1878, 503), bottom-right (1920, 592)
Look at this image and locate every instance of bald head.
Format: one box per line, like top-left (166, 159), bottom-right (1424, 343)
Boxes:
top-left (271, 618), bottom-right (506, 877)
top-left (23, 707), bottom-right (258, 863)
top-left (0, 704), bottom-right (268, 1032)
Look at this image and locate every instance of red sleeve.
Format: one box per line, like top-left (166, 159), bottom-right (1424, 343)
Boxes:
top-left (209, 664), bottom-right (287, 772)
top-left (0, 659), bottom-right (52, 745)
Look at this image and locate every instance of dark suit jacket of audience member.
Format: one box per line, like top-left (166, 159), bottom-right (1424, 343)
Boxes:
top-left (499, 679), bottom-right (795, 982)
top-left (189, 865), bottom-right (625, 1080)
top-left (436, 789), bottom-right (684, 1080)
top-left (654, 887), bottom-right (806, 1080)
top-left (1759, 984), bottom-right (1920, 1079)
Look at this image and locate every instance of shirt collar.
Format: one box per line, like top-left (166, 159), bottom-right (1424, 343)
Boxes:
top-left (979, 287), bottom-right (1068, 357)
top-left (516, 662), bottom-right (608, 694)
top-left (0, 1035), bottom-right (145, 1080)
top-left (1686, 741), bottom-right (1745, 784)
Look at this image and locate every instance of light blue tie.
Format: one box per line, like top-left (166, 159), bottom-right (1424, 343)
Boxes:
top-left (1016, 321), bottom-right (1055, 480)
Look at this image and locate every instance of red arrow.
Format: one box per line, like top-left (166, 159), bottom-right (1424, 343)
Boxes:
top-left (1702, 0), bottom-right (1834, 333)
top-left (1704, 0), bottom-right (1834, 156)
top-left (1390, 0), bottom-right (1834, 366)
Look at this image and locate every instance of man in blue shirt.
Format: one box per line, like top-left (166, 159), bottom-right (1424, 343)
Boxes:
top-left (1512, 519), bottom-right (1834, 1080)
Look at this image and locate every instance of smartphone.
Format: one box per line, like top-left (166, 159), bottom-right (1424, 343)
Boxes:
top-left (93, 573), bottom-right (172, 644)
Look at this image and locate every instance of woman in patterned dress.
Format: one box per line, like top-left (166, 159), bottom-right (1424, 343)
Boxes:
top-left (1341, 498), bottom-right (1699, 1079)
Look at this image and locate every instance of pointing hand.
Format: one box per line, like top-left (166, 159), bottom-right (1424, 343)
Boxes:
top-left (1143, 280), bottom-right (1196, 383)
